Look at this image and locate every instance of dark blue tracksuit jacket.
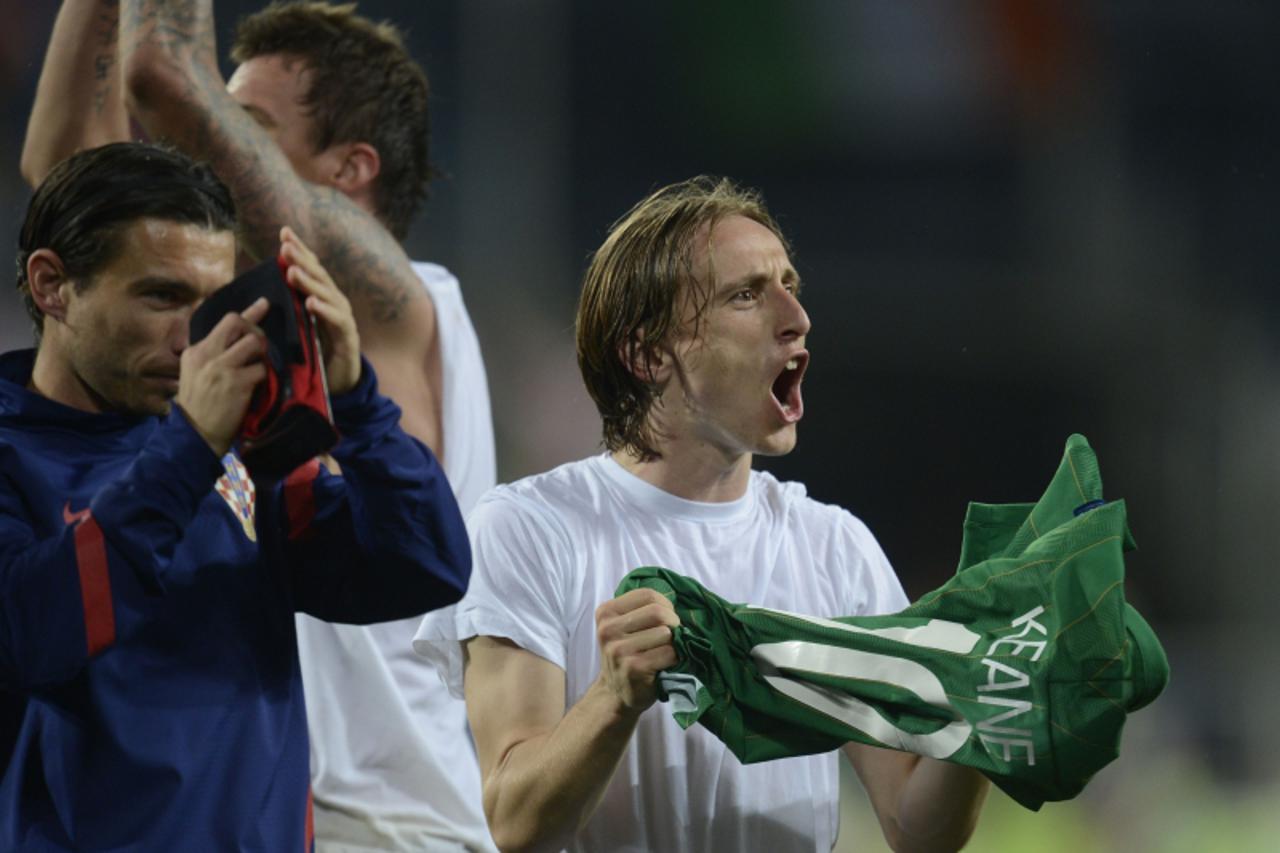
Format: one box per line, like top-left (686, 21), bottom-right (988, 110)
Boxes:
top-left (0, 349), bottom-right (471, 851)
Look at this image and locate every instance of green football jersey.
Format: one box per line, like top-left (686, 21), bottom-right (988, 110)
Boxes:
top-left (616, 434), bottom-right (1168, 810)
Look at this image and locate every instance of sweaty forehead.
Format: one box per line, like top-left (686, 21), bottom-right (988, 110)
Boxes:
top-left (227, 54), bottom-right (314, 112)
top-left (701, 215), bottom-right (793, 287)
top-left (112, 219), bottom-right (236, 293)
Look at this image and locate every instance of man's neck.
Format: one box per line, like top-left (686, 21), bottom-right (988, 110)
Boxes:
top-left (612, 441), bottom-right (753, 503)
top-left (30, 345), bottom-right (76, 409)
top-left (29, 344), bottom-right (105, 413)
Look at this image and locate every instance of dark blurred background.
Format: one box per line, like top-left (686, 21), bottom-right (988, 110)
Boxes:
top-left (2, 1), bottom-right (1276, 849)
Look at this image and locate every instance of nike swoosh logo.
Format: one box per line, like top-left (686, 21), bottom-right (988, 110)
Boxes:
top-left (63, 502), bottom-right (91, 526)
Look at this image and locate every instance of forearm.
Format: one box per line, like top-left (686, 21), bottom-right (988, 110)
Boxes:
top-left (22, 0), bottom-right (130, 186)
top-left (121, 0), bottom-right (311, 261)
top-left (120, 0), bottom-right (424, 332)
top-left (0, 528), bottom-right (129, 690)
top-left (484, 681), bottom-right (640, 851)
top-left (893, 758), bottom-right (990, 853)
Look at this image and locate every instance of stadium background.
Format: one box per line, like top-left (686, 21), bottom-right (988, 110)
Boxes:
top-left (1, 2), bottom-right (1276, 849)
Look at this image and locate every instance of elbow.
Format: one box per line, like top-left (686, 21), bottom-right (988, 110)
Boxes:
top-left (883, 763), bottom-right (989, 853)
top-left (373, 535), bottom-right (469, 618)
top-left (482, 798), bottom-right (537, 853)
top-left (488, 824), bottom-right (534, 853)
top-left (399, 519), bottom-right (470, 608)
top-left (417, 518), bottom-right (472, 604)
top-left (482, 778), bottom-right (570, 853)
top-left (887, 816), bottom-right (980, 853)
top-left (488, 817), bottom-right (565, 853)
top-left (412, 547), bottom-right (469, 611)
top-left (19, 149), bottom-right (50, 190)
top-left (949, 812), bottom-right (981, 851)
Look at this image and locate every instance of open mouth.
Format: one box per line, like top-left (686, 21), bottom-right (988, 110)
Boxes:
top-left (770, 352), bottom-right (808, 423)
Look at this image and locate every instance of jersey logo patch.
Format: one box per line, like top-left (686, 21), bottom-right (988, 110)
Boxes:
top-left (215, 453), bottom-right (257, 542)
top-left (63, 502), bottom-right (90, 525)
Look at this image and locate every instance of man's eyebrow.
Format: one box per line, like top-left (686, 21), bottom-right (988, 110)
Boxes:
top-left (718, 272), bottom-right (770, 294)
top-left (129, 277), bottom-right (204, 296)
top-left (718, 270), bottom-right (802, 294)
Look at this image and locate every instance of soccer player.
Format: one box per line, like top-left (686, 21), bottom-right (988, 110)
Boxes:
top-left (21, 2), bottom-right (497, 849)
top-left (415, 177), bottom-right (991, 851)
top-left (0, 141), bottom-right (470, 851)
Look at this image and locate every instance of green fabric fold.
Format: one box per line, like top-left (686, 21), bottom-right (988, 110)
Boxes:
top-left (616, 434), bottom-right (1169, 810)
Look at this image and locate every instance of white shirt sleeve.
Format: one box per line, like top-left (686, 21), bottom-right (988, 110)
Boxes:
top-left (415, 490), bottom-right (576, 697)
top-left (840, 511), bottom-right (911, 617)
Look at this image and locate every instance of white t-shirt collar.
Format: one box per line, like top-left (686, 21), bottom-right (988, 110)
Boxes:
top-left (594, 453), bottom-right (755, 524)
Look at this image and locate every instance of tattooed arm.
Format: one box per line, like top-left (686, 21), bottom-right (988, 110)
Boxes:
top-left (21, 0), bottom-right (131, 187)
top-left (119, 0), bottom-right (443, 456)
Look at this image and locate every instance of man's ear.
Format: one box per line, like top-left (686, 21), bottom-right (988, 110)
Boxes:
top-left (26, 249), bottom-right (72, 323)
top-left (330, 141), bottom-right (381, 197)
top-left (618, 332), bottom-right (671, 386)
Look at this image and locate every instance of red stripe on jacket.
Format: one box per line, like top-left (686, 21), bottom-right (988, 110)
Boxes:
top-left (283, 458), bottom-right (322, 541)
top-left (304, 788), bottom-right (314, 852)
top-left (72, 513), bottom-right (116, 655)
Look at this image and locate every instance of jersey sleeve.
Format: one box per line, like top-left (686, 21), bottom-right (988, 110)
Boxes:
top-left (276, 359), bottom-right (472, 624)
top-left (415, 489), bottom-right (576, 698)
top-left (0, 412), bottom-right (223, 692)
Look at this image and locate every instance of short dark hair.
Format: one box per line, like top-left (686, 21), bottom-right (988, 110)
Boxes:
top-left (231, 1), bottom-right (431, 241)
top-left (15, 142), bottom-right (237, 342)
top-left (576, 176), bottom-right (790, 461)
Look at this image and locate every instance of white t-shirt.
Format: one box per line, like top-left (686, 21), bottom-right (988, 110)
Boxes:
top-left (297, 261), bottom-right (497, 853)
top-left (414, 454), bottom-right (908, 853)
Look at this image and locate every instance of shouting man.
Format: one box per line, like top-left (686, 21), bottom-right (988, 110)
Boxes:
top-left (416, 177), bottom-right (990, 852)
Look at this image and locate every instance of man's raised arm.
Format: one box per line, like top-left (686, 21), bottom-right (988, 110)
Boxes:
top-left (21, 0), bottom-right (130, 186)
top-left (118, 0), bottom-right (442, 452)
